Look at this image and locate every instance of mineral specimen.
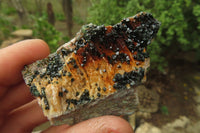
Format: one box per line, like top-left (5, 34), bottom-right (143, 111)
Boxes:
top-left (22, 12), bottom-right (160, 125)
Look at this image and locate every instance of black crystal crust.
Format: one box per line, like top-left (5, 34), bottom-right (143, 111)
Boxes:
top-left (113, 67), bottom-right (144, 90)
top-left (30, 84), bottom-right (50, 110)
top-left (31, 54), bottom-right (64, 85)
top-left (72, 12), bottom-right (160, 66)
top-left (46, 54), bottom-right (64, 79)
top-left (41, 87), bottom-right (50, 110)
top-left (30, 84), bottom-right (40, 97)
top-left (66, 89), bottom-right (91, 109)
top-left (60, 47), bottom-right (73, 57)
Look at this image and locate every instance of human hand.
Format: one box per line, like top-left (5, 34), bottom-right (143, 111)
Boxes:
top-left (0, 39), bottom-right (133, 133)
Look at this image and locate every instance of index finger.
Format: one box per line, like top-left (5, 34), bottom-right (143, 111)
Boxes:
top-left (0, 39), bottom-right (50, 86)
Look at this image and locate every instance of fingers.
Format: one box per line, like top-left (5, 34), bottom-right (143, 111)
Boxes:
top-left (43, 116), bottom-right (134, 133)
top-left (0, 82), bottom-right (34, 113)
top-left (0, 39), bottom-right (49, 132)
top-left (0, 39), bottom-right (50, 87)
top-left (1, 100), bottom-right (47, 133)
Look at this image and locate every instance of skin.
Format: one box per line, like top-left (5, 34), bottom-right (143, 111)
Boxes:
top-left (0, 39), bottom-right (134, 133)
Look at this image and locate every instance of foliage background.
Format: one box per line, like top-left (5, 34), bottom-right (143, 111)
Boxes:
top-left (0, 0), bottom-right (89, 52)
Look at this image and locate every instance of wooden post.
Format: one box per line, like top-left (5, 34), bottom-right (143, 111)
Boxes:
top-left (62, 0), bottom-right (73, 37)
top-left (47, 2), bottom-right (55, 26)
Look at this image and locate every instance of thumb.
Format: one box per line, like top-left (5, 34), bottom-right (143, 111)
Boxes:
top-left (42, 115), bottom-right (134, 133)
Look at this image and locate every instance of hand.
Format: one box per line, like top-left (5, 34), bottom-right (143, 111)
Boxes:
top-left (0, 39), bottom-right (133, 133)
